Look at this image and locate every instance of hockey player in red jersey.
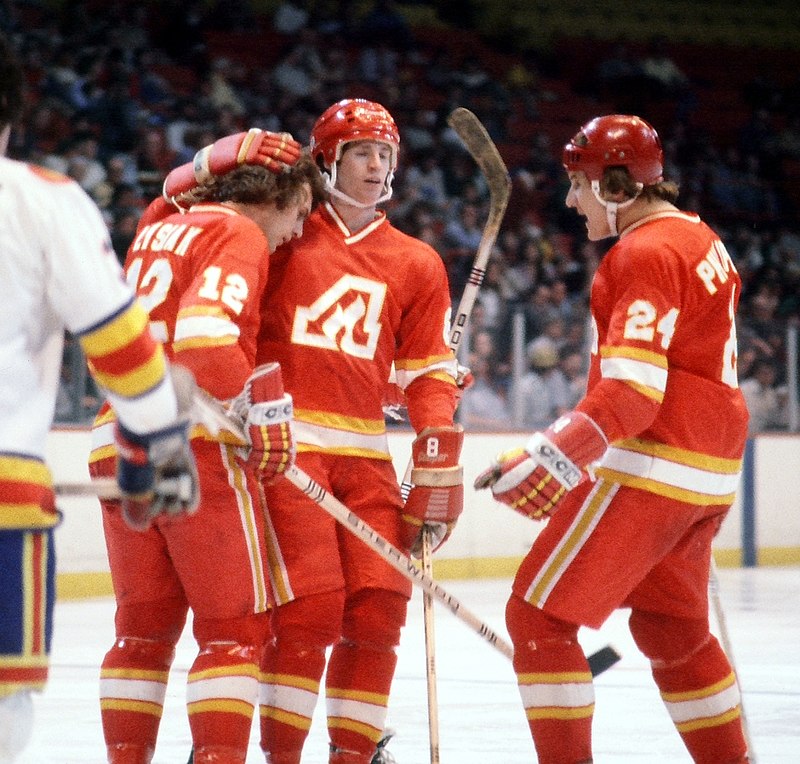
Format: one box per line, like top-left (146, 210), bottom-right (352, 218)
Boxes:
top-left (155, 104), bottom-right (464, 762)
top-left (255, 99), bottom-right (463, 763)
top-left (475, 115), bottom-right (750, 763)
top-left (88, 131), bottom-right (325, 764)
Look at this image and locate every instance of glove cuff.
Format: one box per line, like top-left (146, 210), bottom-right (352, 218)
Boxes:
top-left (524, 432), bottom-right (582, 490)
top-left (246, 393), bottom-right (293, 425)
top-left (410, 465), bottom-right (464, 487)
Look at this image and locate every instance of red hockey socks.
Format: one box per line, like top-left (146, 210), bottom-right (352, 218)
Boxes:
top-left (326, 589), bottom-right (406, 763)
top-left (100, 637), bottom-right (175, 764)
top-left (187, 641), bottom-right (259, 763)
top-left (506, 595), bottom-right (594, 764)
top-left (629, 610), bottom-right (748, 763)
top-left (259, 592), bottom-right (344, 763)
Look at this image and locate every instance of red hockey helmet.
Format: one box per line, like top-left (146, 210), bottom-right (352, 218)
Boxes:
top-left (563, 115), bottom-right (663, 185)
top-left (310, 99), bottom-right (400, 170)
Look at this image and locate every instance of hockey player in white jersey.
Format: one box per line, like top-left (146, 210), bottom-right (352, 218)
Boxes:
top-left (0, 33), bottom-right (198, 763)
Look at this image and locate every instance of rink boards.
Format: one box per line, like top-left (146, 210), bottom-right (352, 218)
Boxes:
top-left (46, 429), bottom-right (800, 599)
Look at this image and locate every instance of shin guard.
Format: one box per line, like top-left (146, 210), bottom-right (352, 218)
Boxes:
top-left (326, 589), bottom-right (407, 762)
top-left (260, 591), bottom-right (344, 764)
top-left (506, 594), bottom-right (594, 764)
top-left (187, 641), bottom-right (258, 760)
top-left (100, 637), bottom-right (175, 763)
top-left (630, 610), bottom-right (747, 764)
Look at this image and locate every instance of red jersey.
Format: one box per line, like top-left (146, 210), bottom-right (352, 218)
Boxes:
top-left (257, 202), bottom-right (458, 460)
top-left (90, 201), bottom-right (270, 464)
top-left (578, 210), bottom-right (749, 505)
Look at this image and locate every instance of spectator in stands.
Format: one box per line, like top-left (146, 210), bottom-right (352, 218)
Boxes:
top-left (357, 0), bottom-right (414, 49)
top-left (401, 148), bottom-right (449, 212)
top-left (273, 0), bottom-right (309, 35)
top-left (474, 259), bottom-right (508, 337)
top-left (740, 358), bottom-right (788, 433)
top-left (458, 353), bottom-right (513, 431)
top-left (558, 346), bottom-right (588, 409)
top-left (640, 36), bottom-right (690, 98)
top-left (516, 338), bottom-right (570, 431)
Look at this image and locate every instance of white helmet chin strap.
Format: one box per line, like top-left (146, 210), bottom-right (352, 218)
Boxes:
top-left (323, 162), bottom-right (395, 209)
top-left (591, 180), bottom-right (641, 236)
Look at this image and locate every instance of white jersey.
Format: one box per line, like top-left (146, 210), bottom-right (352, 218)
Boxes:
top-left (0, 157), bottom-right (176, 463)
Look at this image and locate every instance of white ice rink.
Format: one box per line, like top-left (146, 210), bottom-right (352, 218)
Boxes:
top-left (18, 567), bottom-right (800, 763)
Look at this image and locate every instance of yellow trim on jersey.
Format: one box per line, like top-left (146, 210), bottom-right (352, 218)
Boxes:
top-left (294, 409), bottom-right (386, 434)
top-left (613, 439), bottom-right (742, 473)
top-left (425, 370), bottom-right (459, 387)
top-left (260, 706), bottom-right (313, 730)
top-left (395, 352), bottom-right (457, 371)
top-left (80, 302), bottom-right (150, 357)
top-left (597, 437), bottom-right (742, 505)
top-left (0, 505), bottom-right (60, 529)
top-left (596, 469), bottom-right (738, 505)
top-left (600, 345), bottom-right (668, 368)
top-left (0, 456), bottom-right (50, 485)
top-left (526, 705), bottom-right (595, 721)
top-left (89, 347), bottom-right (167, 398)
top-left (221, 444), bottom-right (270, 613)
top-left (524, 482), bottom-right (617, 607)
top-left (326, 717), bottom-right (383, 741)
top-left (99, 698), bottom-right (164, 716)
top-left (172, 334), bottom-right (238, 352)
top-left (296, 443), bottom-right (393, 460)
top-left (622, 378), bottom-right (665, 403)
top-left (326, 687), bottom-right (389, 705)
top-left (600, 354), bottom-right (668, 395)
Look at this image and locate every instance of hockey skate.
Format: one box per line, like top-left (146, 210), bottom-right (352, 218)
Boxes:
top-left (371, 729), bottom-right (396, 764)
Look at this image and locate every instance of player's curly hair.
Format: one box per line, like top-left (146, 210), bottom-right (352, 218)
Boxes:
top-left (0, 33), bottom-right (24, 129)
top-left (183, 151), bottom-right (326, 209)
top-left (602, 166), bottom-right (679, 204)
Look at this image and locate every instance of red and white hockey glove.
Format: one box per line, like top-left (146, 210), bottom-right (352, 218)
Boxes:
top-left (401, 425), bottom-right (464, 557)
top-left (230, 363), bottom-right (295, 484)
top-left (474, 411), bottom-right (608, 521)
top-left (163, 128), bottom-right (303, 203)
top-left (115, 364), bottom-right (200, 531)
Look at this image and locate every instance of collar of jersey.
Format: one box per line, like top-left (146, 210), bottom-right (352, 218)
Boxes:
top-left (324, 201), bottom-right (386, 243)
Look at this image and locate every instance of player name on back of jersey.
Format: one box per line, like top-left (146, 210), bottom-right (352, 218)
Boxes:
top-left (132, 221), bottom-right (203, 257)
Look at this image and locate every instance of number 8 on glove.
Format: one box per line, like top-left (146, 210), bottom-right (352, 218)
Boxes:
top-left (402, 425), bottom-right (464, 557)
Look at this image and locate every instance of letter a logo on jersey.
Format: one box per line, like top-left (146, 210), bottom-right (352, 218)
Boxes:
top-left (292, 274), bottom-right (387, 359)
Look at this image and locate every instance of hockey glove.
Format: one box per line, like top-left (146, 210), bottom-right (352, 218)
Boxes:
top-left (402, 425), bottom-right (464, 557)
top-left (230, 363), bottom-right (294, 484)
top-left (163, 129), bottom-right (302, 202)
top-left (454, 362), bottom-right (475, 403)
top-left (474, 411), bottom-right (608, 520)
top-left (115, 364), bottom-right (200, 531)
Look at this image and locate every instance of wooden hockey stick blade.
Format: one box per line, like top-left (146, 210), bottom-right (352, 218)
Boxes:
top-left (586, 645), bottom-right (622, 676)
top-left (447, 107), bottom-right (511, 211)
top-left (445, 108), bottom-right (511, 351)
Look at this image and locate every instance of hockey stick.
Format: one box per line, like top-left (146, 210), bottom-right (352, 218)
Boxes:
top-left (420, 529), bottom-right (441, 763)
top-left (709, 559), bottom-right (756, 760)
top-left (413, 106), bottom-right (511, 762)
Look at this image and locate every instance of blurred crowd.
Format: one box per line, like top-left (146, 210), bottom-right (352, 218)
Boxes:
top-left (5, 0), bottom-right (797, 433)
